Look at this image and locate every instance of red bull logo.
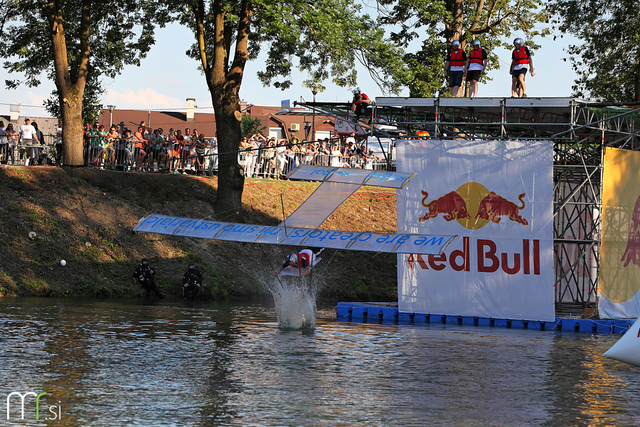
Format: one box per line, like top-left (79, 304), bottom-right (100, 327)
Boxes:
top-left (620, 193), bottom-right (640, 268)
top-left (419, 182), bottom-right (528, 229)
top-left (407, 236), bottom-right (541, 275)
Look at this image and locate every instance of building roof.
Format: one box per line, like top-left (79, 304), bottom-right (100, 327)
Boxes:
top-left (97, 104), bottom-right (336, 141)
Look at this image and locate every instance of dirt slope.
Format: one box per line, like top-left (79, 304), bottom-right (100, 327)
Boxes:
top-left (0, 167), bottom-right (398, 302)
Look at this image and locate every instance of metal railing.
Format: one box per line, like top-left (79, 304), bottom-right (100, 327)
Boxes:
top-left (0, 137), bottom-right (59, 166)
top-left (239, 146), bottom-right (388, 179)
top-left (1, 134), bottom-right (391, 179)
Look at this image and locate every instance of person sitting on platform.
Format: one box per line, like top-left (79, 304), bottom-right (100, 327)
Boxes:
top-left (274, 248), bottom-right (324, 278)
top-left (183, 263), bottom-right (204, 300)
top-left (133, 258), bottom-right (164, 298)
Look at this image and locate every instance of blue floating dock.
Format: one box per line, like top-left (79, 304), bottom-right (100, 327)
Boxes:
top-left (336, 302), bottom-right (634, 334)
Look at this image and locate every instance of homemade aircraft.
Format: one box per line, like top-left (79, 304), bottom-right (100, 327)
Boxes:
top-left (133, 165), bottom-right (457, 276)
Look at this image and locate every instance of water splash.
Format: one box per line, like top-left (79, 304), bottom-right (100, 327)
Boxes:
top-left (268, 277), bottom-right (317, 330)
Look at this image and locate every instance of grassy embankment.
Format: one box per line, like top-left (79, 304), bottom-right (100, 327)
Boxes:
top-left (0, 167), bottom-right (398, 302)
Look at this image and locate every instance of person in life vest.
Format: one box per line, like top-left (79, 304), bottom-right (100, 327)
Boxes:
top-left (274, 248), bottom-right (324, 277)
top-left (444, 40), bottom-right (467, 97)
top-left (466, 40), bottom-right (488, 98)
top-left (510, 38), bottom-right (535, 98)
top-left (351, 89), bottom-right (371, 118)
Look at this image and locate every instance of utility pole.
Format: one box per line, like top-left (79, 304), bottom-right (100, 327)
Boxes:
top-left (107, 105), bottom-right (116, 127)
top-left (311, 86), bottom-right (318, 142)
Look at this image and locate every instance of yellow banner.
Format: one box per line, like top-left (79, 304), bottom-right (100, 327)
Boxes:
top-left (600, 147), bottom-right (640, 303)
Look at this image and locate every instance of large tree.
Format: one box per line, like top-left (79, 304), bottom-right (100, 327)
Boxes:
top-left (173, 0), bottom-right (410, 218)
top-left (552, 0), bottom-right (640, 102)
top-left (376, 0), bottom-right (549, 96)
top-left (0, 0), bottom-right (163, 166)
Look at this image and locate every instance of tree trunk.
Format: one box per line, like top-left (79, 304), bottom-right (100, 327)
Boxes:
top-left (46, 0), bottom-right (90, 167)
top-left (212, 93), bottom-right (245, 220)
top-left (59, 90), bottom-right (85, 166)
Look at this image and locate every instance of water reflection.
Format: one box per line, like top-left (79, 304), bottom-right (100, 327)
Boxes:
top-left (0, 298), bottom-right (639, 426)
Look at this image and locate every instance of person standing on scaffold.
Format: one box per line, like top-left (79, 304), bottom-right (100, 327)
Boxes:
top-left (510, 38), bottom-right (535, 98)
top-left (274, 248), bottom-right (324, 278)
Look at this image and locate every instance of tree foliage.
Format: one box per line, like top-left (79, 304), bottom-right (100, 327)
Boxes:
top-left (241, 114), bottom-right (264, 137)
top-left (44, 70), bottom-right (104, 124)
top-left (376, 0), bottom-right (550, 96)
top-left (171, 0), bottom-right (411, 216)
top-left (552, 0), bottom-right (640, 102)
top-left (0, 0), bottom-right (165, 165)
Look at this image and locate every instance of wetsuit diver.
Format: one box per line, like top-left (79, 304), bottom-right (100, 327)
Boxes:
top-left (133, 258), bottom-right (164, 298)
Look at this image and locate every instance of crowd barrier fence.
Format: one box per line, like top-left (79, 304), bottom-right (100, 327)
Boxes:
top-left (1, 135), bottom-right (393, 178)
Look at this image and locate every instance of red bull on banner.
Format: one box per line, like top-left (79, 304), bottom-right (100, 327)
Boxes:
top-left (419, 185), bottom-right (528, 229)
top-left (407, 236), bottom-right (540, 275)
top-left (396, 139), bottom-right (554, 322)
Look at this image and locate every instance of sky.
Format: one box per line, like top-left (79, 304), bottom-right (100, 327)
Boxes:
top-left (0, 21), bottom-right (579, 119)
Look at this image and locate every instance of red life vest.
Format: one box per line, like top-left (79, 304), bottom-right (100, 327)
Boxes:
top-left (297, 251), bottom-right (311, 267)
top-left (354, 93), bottom-right (370, 106)
top-left (513, 46), bottom-right (529, 65)
top-left (449, 49), bottom-right (464, 67)
top-left (469, 48), bottom-right (484, 65)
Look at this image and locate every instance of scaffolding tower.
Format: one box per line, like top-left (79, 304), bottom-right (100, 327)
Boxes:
top-left (299, 97), bottom-right (640, 314)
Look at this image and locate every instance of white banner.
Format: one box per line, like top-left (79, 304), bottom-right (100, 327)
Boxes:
top-left (134, 214), bottom-right (455, 255)
top-left (396, 140), bottom-right (555, 321)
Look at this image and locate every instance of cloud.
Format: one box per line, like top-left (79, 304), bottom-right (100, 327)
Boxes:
top-left (26, 91), bottom-right (49, 107)
top-left (103, 88), bottom-right (184, 110)
top-left (149, 75), bottom-right (184, 87)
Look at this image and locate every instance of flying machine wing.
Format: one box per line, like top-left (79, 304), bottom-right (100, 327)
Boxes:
top-left (133, 215), bottom-right (455, 255)
top-left (282, 166), bottom-right (416, 229)
top-left (133, 166), bottom-right (457, 255)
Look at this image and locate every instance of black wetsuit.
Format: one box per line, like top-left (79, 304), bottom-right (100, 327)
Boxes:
top-left (182, 267), bottom-right (204, 300)
top-left (133, 263), bottom-right (164, 298)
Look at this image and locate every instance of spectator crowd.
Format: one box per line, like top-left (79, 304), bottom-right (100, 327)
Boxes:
top-left (0, 118), bottom-right (51, 166)
top-left (239, 131), bottom-right (384, 180)
top-left (1, 118), bottom-right (388, 178)
top-left (82, 121), bottom-right (219, 175)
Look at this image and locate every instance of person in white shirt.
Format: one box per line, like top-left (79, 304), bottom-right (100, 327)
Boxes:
top-left (330, 144), bottom-right (342, 167)
top-left (244, 136), bottom-right (260, 178)
top-left (345, 132), bottom-right (356, 146)
top-left (206, 136), bottom-right (218, 175)
top-left (55, 120), bottom-right (63, 165)
top-left (275, 139), bottom-right (287, 179)
top-left (18, 118), bottom-right (39, 165)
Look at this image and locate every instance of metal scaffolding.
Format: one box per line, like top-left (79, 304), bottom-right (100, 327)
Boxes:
top-left (299, 97), bottom-right (640, 314)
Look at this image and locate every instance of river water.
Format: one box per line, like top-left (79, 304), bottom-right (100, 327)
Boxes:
top-left (1, 298), bottom-right (639, 426)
